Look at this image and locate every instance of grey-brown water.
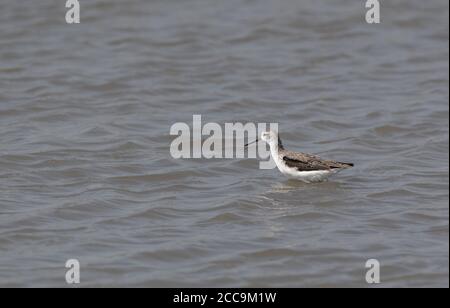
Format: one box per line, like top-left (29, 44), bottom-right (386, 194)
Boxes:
top-left (0, 0), bottom-right (448, 287)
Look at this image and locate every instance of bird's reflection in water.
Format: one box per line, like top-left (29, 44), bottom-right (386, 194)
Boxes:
top-left (254, 180), bottom-right (348, 238)
top-left (269, 179), bottom-right (343, 194)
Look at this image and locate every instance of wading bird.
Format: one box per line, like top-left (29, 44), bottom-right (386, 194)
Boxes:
top-left (245, 131), bottom-right (353, 182)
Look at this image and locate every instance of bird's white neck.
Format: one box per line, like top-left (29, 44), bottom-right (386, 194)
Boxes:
top-left (268, 143), bottom-right (281, 162)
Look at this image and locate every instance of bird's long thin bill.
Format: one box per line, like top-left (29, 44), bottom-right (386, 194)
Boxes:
top-left (244, 139), bottom-right (259, 147)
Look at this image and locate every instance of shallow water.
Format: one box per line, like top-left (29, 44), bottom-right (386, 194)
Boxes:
top-left (0, 0), bottom-right (448, 287)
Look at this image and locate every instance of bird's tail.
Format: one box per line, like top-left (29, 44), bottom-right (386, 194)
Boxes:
top-left (338, 162), bottom-right (354, 168)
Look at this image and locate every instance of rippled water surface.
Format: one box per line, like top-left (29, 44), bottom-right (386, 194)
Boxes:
top-left (0, 0), bottom-right (448, 287)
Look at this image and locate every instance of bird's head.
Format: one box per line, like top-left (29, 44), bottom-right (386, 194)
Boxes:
top-left (245, 130), bottom-right (283, 149)
top-left (261, 130), bottom-right (280, 147)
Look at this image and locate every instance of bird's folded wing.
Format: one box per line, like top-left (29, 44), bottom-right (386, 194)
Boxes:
top-left (282, 150), bottom-right (354, 171)
top-left (282, 155), bottom-right (330, 171)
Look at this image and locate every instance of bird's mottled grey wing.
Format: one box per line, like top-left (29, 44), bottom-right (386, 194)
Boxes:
top-left (281, 150), bottom-right (353, 171)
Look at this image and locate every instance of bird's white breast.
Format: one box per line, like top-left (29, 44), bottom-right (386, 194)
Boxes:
top-left (272, 151), bottom-right (336, 183)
